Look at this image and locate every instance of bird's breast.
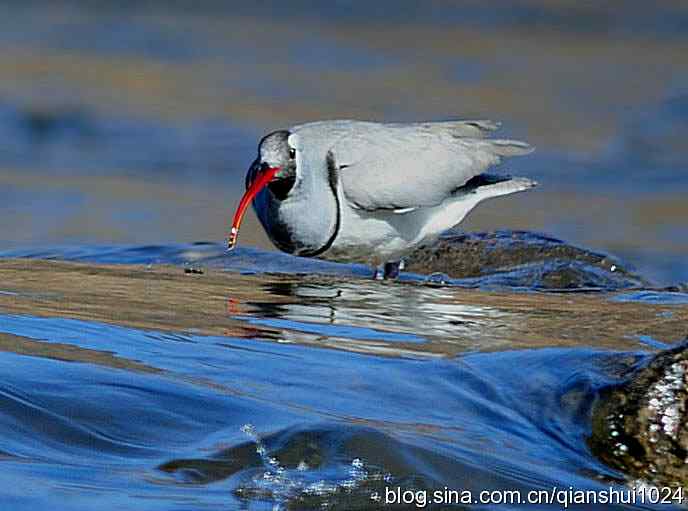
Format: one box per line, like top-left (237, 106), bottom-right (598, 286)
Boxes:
top-left (254, 185), bottom-right (340, 257)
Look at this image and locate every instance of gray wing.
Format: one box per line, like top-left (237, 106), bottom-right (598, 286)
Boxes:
top-left (323, 120), bottom-right (533, 211)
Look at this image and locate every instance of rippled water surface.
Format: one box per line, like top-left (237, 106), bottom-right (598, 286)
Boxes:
top-left (0, 316), bottom-right (622, 510)
top-left (0, 244), bottom-right (686, 510)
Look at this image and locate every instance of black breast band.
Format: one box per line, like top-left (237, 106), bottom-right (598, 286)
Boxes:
top-left (298, 151), bottom-right (341, 257)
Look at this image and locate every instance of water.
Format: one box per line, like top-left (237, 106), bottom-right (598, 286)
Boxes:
top-left (0, 296), bottom-right (651, 510)
top-left (0, 243), bottom-right (686, 510)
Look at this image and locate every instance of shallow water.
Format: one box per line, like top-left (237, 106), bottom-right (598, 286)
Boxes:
top-left (0, 245), bottom-right (686, 510)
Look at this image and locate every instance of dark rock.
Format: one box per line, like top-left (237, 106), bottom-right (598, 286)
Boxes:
top-left (405, 230), bottom-right (650, 290)
top-left (589, 339), bottom-right (688, 491)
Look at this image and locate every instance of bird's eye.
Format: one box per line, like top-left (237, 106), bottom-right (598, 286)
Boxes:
top-left (289, 148), bottom-right (296, 159)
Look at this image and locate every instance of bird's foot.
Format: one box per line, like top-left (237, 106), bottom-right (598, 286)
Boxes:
top-left (373, 260), bottom-right (403, 280)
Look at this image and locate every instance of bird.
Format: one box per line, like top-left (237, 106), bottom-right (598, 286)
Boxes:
top-left (228, 119), bottom-right (536, 279)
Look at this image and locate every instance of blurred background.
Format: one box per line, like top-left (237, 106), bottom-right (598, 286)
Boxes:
top-left (0, 0), bottom-right (686, 284)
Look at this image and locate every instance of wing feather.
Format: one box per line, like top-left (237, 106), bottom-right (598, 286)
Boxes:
top-left (322, 121), bottom-right (533, 211)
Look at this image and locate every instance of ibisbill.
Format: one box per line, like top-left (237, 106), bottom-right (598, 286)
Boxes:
top-left (228, 119), bottom-right (536, 279)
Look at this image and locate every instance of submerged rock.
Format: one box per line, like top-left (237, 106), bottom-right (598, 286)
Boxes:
top-left (405, 230), bottom-right (650, 290)
top-left (589, 340), bottom-right (688, 491)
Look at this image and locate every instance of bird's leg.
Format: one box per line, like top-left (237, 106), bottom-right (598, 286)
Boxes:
top-left (373, 260), bottom-right (404, 280)
top-left (383, 260), bottom-right (402, 280)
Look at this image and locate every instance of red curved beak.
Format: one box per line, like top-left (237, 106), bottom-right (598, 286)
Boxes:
top-left (227, 165), bottom-right (280, 250)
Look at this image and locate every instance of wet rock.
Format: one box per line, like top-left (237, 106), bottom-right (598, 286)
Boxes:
top-left (589, 339), bottom-right (688, 491)
top-left (405, 230), bottom-right (650, 290)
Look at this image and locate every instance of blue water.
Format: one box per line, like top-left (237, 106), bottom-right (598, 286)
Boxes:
top-left (0, 242), bottom-right (685, 509)
top-left (0, 312), bottom-right (656, 510)
top-left (612, 291), bottom-right (688, 306)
